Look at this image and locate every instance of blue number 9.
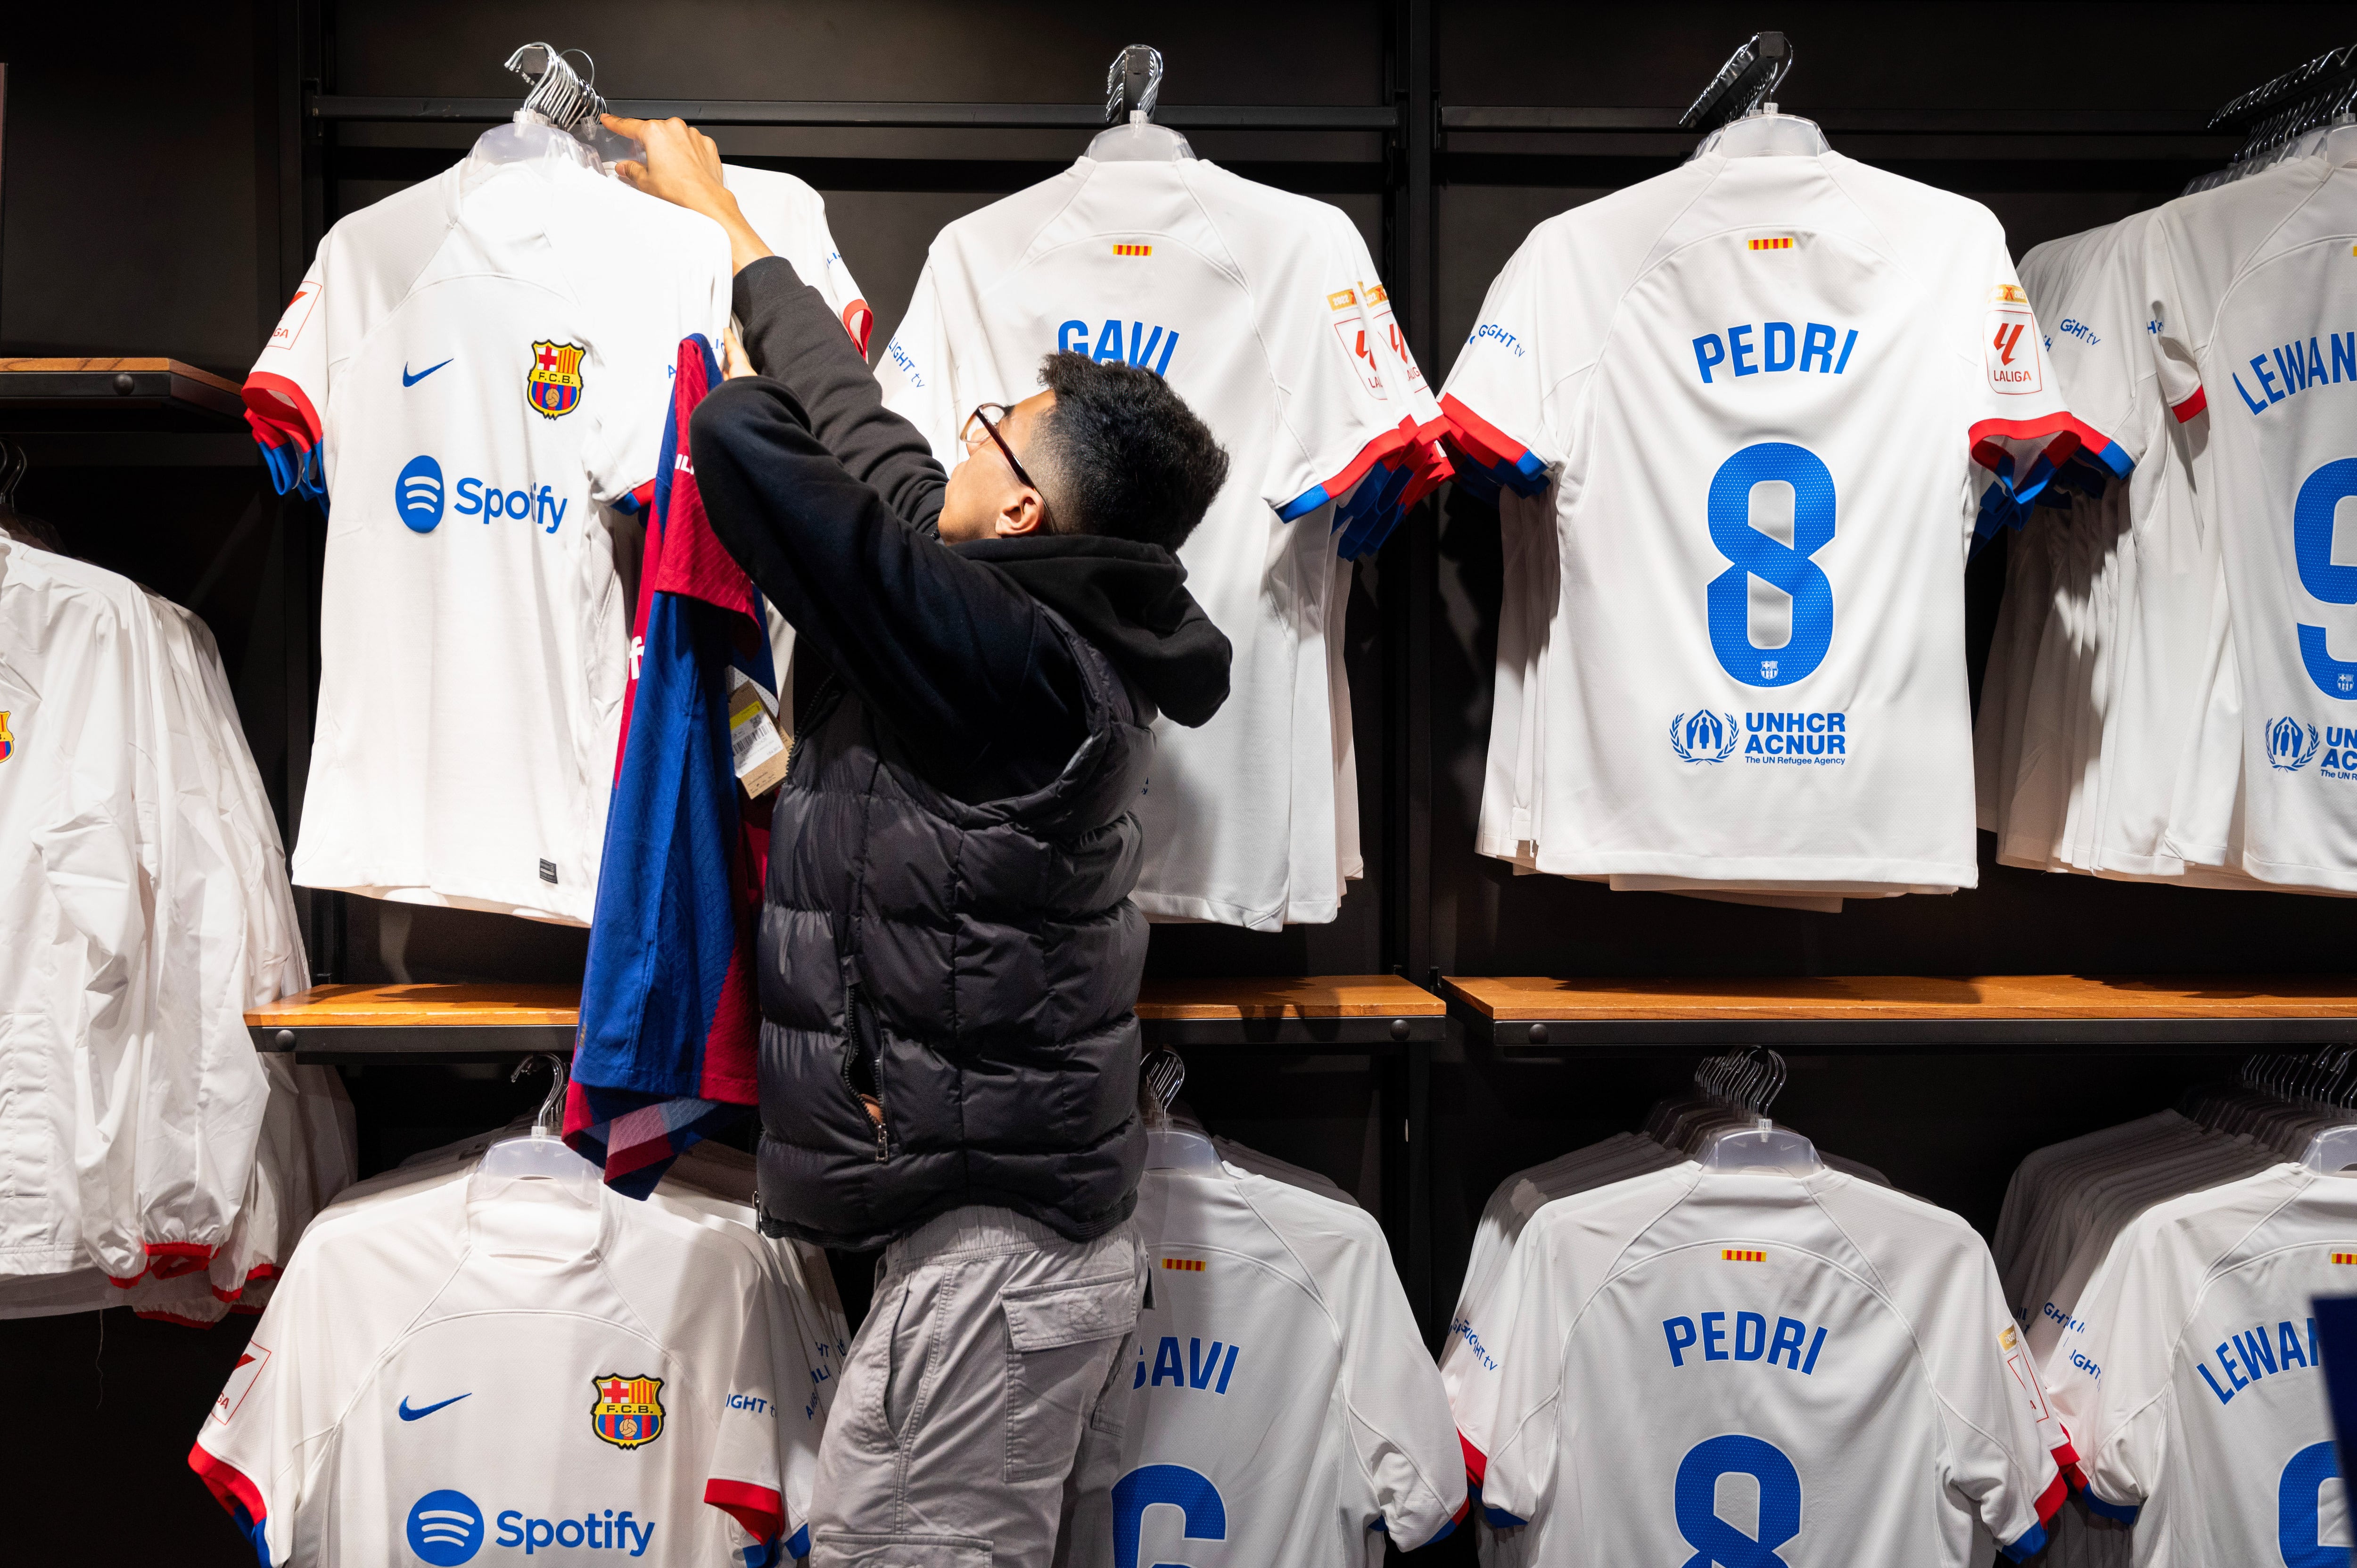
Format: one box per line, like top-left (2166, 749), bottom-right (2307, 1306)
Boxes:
top-left (2293, 457), bottom-right (2357, 699)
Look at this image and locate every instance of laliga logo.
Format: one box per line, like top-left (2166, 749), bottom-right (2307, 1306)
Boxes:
top-left (1670, 710), bottom-right (1740, 764)
top-left (408, 1490), bottom-right (486, 1566)
top-left (396, 455), bottom-right (446, 533)
top-left (2267, 716), bottom-right (2322, 772)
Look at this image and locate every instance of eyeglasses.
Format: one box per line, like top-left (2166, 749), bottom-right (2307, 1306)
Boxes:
top-left (961, 403), bottom-right (1040, 494)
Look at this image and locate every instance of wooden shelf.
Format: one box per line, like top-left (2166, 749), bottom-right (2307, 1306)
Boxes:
top-left (1446, 974), bottom-right (2357, 1053)
top-left (0, 357), bottom-right (247, 433)
top-left (249, 976), bottom-right (1446, 1060)
top-left (247, 984), bottom-right (581, 1060)
top-left (1135, 975), bottom-right (1445, 1049)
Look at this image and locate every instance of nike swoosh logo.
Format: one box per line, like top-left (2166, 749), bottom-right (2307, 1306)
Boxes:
top-left (398, 1393), bottom-right (471, 1421)
top-left (402, 358), bottom-right (454, 387)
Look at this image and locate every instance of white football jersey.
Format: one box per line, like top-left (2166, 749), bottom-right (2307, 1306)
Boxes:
top-left (192, 1170), bottom-right (791, 1568)
top-left (0, 542), bottom-right (156, 1282)
top-left (1464, 1165), bottom-right (2062, 1566)
top-left (722, 165), bottom-right (873, 358)
top-left (1063, 1162), bottom-right (1466, 1567)
top-left (2040, 1163), bottom-right (2357, 1566)
top-left (2144, 138), bottom-right (2357, 888)
top-left (243, 153), bottom-right (733, 923)
top-left (1443, 143), bottom-right (2078, 888)
top-left (875, 156), bottom-right (1419, 929)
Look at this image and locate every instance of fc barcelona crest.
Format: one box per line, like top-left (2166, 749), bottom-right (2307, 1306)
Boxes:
top-left (590, 1373), bottom-right (664, 1450)
top-left (527, 339), bottom-right (586, 419)
top-left (0, 710), bottom-right (12, 764)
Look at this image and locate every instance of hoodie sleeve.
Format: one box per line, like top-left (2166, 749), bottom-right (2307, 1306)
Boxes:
top-left (688, 376), bottom-right (1084, 798)
top-left (731, 254), bottom-right (946, 535)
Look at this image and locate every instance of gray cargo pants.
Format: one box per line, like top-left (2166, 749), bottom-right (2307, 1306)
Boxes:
top-left (807, 1205), bottom-right (1145, 1567)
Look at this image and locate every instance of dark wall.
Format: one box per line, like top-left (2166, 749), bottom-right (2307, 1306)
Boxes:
top-left (6, 5), bottom-right (2355, 1563)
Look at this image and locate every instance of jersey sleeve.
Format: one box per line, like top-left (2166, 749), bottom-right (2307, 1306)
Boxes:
top-left (1325, 1212), bottom-right (1468, 1549)
top-left (720, 166), bottom-right (872, 359)
top-left (1255, 222), bottom-right (1422, 524)
top-left (2031, 222), bottom-right (2157, 483)
top-left (1461, 1211), bottom-right (1569, 1530)
top-left (1960, 219), bottom-right (2086, 487)
top-left (874, 259), bottom-right (967, 470)
top-left (188, 1250), bottom-right (353, 1566)
top-left (244, 244), bottom-right (332, 501)
top-left (1436, 241), bottom-right (1559, 501)
top-left (2068, 1216), bottom-right (2186, 1527)
top-left (704, 1265), bottom-right (791, 1558)
top-left (2140, 219), bottom-right (2215, 427)
top-left (1919, 1247), bottom-right (2069, 1560)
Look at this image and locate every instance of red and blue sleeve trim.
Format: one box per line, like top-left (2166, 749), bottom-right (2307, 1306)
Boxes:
top-left (1460, 1429), bottom-right (1488, 1488)
top-left (2172, 386), bottom-right (2207, 423)
top-left (705, 1478), bottom-right (784, 1544)
top-left (2084, 1489), bottom-right (2140, 1526)
top-left (243, 372), bottom-right (328, 507)
top-left (787, 1522), bottom-right (810, 1560)
top-left (190, 1443), bottom-right (272, 1568)
top-left (1997, 1469), bottom-right (2072, 1562)
top-left (1439, 394), bottom-right (1549, 501)
top-left (1277, 422), bottom-right (1417, 523)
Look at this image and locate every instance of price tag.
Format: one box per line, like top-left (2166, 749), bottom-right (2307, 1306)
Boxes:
top-left (728, 670), bottom-right (792, 797)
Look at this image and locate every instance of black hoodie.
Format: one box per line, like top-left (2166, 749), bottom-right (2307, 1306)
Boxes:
top-left (689, 255), bottom-right (1231, 804)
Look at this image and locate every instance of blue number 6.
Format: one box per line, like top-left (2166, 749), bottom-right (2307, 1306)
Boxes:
top-left (1676, 1433), bottom-right (1802, 1568)
top-left (1706, 442), bottom-right (1837, 688)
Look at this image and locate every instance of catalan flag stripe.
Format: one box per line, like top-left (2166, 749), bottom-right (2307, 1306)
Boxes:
top-left (1162, 1258), bottom-right (1205, 1272)
top-left (2334, 1252), bottom-right (2357, 1264)
top-left (1722, 1248), bottom-right (1766, 1262)
top-left (1113, 243), bottom-right (1153, 257)
top-left (1748, 238), bottom-right (1793, 252)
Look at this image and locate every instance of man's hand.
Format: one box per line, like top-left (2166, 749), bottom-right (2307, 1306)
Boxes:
top-left (721, 324), bottom-right (758, 381)
top-left (603, 115), bottom-right (775, 275)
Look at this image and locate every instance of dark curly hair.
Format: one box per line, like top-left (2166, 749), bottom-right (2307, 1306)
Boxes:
top-left (1029, 351), bottom-right (1231, 553)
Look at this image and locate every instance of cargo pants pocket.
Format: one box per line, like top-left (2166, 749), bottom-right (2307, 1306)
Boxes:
top-left (810, 1531), bottom-right (992, 1568)
top-left (1000, 1272), bottom-right (1139, 1483)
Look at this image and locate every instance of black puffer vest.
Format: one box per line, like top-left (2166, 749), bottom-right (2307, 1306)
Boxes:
top-left (754, 607), bottom-right (1154, 1250)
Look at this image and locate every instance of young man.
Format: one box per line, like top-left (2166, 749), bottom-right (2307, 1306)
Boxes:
top-left (607, 117), bottom-right (1233, 1566)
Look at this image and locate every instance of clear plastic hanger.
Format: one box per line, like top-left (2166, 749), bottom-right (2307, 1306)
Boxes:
top-left (1648, 1049), bottom-right (1823, 1174)
top-left (1681, 32), bottom-right (1826, 160)
top-left (1087, 45), bottom-right (1195, 163)
top-left (0, 441), bottom-right (65, 551)
top-left (1141, 1048), bottom-right (1222, 1169)
top-left (1705, 103), bottom-right (1830, 159)
top-left (468, 44), bottom-right (641, 175)
top-left (471, 1054), bottom-right (602, 1199)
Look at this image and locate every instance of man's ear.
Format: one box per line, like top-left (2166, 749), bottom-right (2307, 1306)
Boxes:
top-left (995, 487), bottom-right (1050, 537)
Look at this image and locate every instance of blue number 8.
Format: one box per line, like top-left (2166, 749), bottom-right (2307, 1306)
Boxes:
top-left (2293, 457), bottom-right (2357, 698)
top-left (1675, 1434), bottom-right (1802, 1568)
top-left (1706, 442), bottom-right (1837, 688)
top-left (2278, 1440), bottom-right (2347, 1567)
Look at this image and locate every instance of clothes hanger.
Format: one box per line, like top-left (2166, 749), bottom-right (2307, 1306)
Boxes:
top-left (1653, 1049), bottom-right (1822, 1174)
top-left (468, 44), bottom-right (638, 174)
top-left (1681, 32), bottom-right (1828, 160)
top-left (471, 1053), bottom-right (603, 1198)
top-left (1087, 45), bottom-right (1195, 163)
top-left (0, 441), bottom-right (66, 551)
top-left (1141, 1048), bottom-right (1222, 1169)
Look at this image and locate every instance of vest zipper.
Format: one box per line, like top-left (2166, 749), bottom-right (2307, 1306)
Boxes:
top-left (842, 982), bottom-right (890, 1165)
